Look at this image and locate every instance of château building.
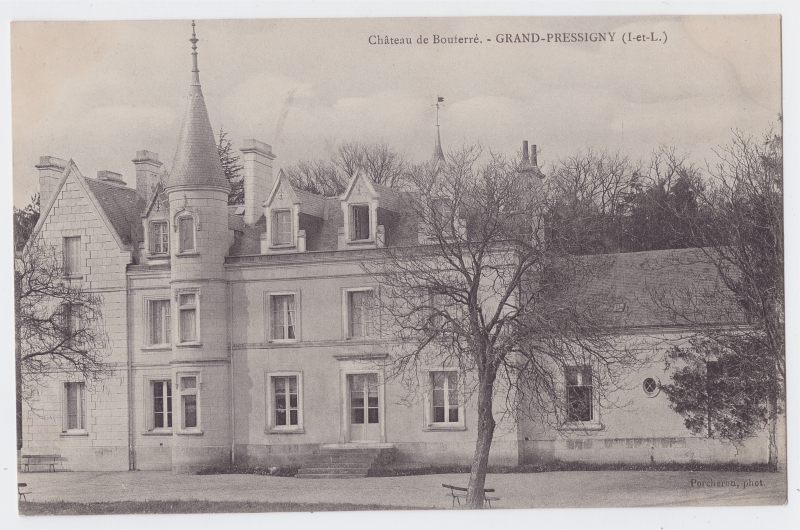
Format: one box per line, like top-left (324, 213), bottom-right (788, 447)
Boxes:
top-left (20, 25), bottom-right (771, 473)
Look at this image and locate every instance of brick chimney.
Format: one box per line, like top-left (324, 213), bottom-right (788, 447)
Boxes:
top-left (35, 156), bottom-right (67, 204)
top-left (132, 150), bottom-right (163, 199)
top-left (240, 139), bottom-right (275, 226)
top-left (97, 170), bottom-right (126, 185)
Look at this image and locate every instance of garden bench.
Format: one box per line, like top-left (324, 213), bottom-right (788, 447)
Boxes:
top-left (442, 483), bottom-right (499, 508)
top-left (18, 483), bottom-right (29, 502)
top-left (21, 454), bottom-right (61, 472)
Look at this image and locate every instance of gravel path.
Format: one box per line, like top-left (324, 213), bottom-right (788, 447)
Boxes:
top-left (16, 470), bottom-right (786, 509)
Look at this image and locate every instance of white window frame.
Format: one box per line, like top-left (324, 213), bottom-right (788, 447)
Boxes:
top-left (176, 372), bottom-right (202, 433)
top-left (62, 235), bottom-right (82, 277)
top-left (349, 204), bottom-right (371, 241)
top-left (143, 377), bottom-right (173, 433)
top-left (271, 208), bottom-right (294, 247)
top-left (423, 370), bottom-right (466, 431)
top-left (177, 214), bottom-right (197, 254)
top-left (61, 381), bottom-right (87, 435)
top-left (561, 364), bottom-right (602, 431)
top-left (145, 298), bottom-right (172, 347)
top-left (149, 221), bottom-right (170, 255)
top-left (265, 372), bottom-right (304, 433)
top-left (176, 289), bottom-right (201, 345)
top-left (342, 287), bottom-right (379, 340)
top-left (265, 291), bottom-right (301, 343)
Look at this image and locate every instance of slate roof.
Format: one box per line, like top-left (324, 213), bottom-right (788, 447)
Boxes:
top-left (85, 178), bottom-right (147, 247)
top-left (165, 46), bottom-right (228, 191)
top-left (574, 247), bottom-right (737, 329)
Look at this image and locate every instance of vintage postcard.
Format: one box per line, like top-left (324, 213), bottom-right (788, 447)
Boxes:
top-left (8, 11), bottom-right (788, 526)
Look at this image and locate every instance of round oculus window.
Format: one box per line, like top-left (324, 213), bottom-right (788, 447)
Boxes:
top-left (643, 377), bottom-right (660, 397)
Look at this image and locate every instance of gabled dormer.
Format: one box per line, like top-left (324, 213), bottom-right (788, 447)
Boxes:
top-left (140, 181), bottom-right (171, 264)
top-left (338, 172), bottom-right (403, 250)
top-left (262, 170), bottom-right (325, 253)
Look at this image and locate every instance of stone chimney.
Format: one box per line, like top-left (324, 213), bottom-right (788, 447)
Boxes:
top-left (132, 150), bottom-right (163, 199)
top-left (240, 139), bottom-right (276, 226)
top-left (97, 170), bottom-right (126, 185)
top-left (35, 156), bottom-right (67, 204)
top-left (518, 141), bottom-right (544, 180)
top-left (522, 141), bottom-right (530, 163)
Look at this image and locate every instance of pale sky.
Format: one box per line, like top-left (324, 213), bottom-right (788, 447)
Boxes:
top-left (11, 15), bottom-right (782, 207)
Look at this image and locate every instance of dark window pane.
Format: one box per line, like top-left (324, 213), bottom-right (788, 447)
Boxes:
top-left (290, 410), bottom-right (298, 426)
top-left (434, 407), bottom-right (444, 423)
top-left (449, 408), bottom-right (459, 423)
top-left (183, 395), bottom-right (197, 428)
top-left (275, 394), bottom-right (286, 410)
top-left (352, 408), bottom-right (364, 424)
top-left (276, 410), bottom-right (286, 426)
top-left (289, 394), bottom-right (297, 408)
top-left (368, 396), bottom-right (378, 408)
top-left (368, 408), bottom-right (379, 424)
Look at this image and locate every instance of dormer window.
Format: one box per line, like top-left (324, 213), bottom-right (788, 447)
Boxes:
top-left (351, 205), bottom-right (370, 241)
top-left (150, 222), bottom-right (169, 254)
top-left (272, 209), bottom-right (293, 246)
top-left (178, 216), bottom-right (195, 252)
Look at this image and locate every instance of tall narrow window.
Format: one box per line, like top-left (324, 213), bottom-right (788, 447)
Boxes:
top-left (148, 300), bottom-right (171, 346)
top-left (348, 290), bottom-right (375, 339)
top-left (152, 380), bottom-right (172, 429)
top-left (180, 376), bottom-right (198, 429)
top-left (271, 295), bottom-right (296, 340)
top-left (273, 376), bottom-right (299, 427)
top-left (272, 210), bottom-right (293, 245)
top-left (178, 216), bottom-right (195, 252)
top-left (432, 372), bottom-right (459, 423)
top-left (60, 303), bottom-right (81, 348)
top-left (178, 293), bottom-right (197, 343)
top-left (63, 382), bottom-right (86, 431)
top-left (63, 236), bottom-right (81, 276)
top-left (351, 205), bottom-right (370, 240)
top-left (150, 222), bottom-right (169, 254)
top-left (566, 365), bottom-right (593, 422)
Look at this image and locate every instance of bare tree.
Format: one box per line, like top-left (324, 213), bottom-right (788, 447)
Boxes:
top-left (364, 147), bottom-right (644, 508)
top-left (649, 125), bottom-right (784, 465)
top-left (285, 141), bottom-right (409, 196)
top-left (15, 237), bottom-right (111, 446)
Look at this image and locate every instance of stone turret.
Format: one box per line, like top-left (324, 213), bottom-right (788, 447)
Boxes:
top-left (165, 21), bottom-right (231, 474)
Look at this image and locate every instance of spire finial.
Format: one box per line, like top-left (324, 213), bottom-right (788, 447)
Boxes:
top-left (432, 97), bottom-right (445, 164)
top-left (190, 20), bottom-right (200, 86)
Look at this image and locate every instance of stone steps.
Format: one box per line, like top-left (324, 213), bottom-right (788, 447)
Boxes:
top-left (295, 445), bottom-right (395, 479)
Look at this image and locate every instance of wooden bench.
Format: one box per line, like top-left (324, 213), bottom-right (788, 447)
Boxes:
top-left (442, 483), bottom-right (500, 508)
top-left (18, 483), bottom-right (29, 502)
top-left (21, 454), bottom-right (61, 472)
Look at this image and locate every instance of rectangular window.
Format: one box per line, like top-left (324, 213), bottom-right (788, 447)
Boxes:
top-left (178, 293), bottom-right (197, 343)
top-left (350, 373), bottom-right (379, 424)
top-left (178, 216), bottom-right (195, 252)
top-left (63, 382), bottom-right (86, 431)
top-left (150, 222), bottom-right (169, 254)
top-left (152, 380), bottom-right (173, 429)
top-left (273, 376), bottom-right (299, 427)
top-left (180, 376), bottom-right (198, 429)
top-left (60, 303), bottom-right (81, 348)
top-left (63, 236), bottom-right (81, 276)
top-left (148, 300), bottom-right (171, 346)
top-left (272, 209), bottom-right (293, 245)
top-left (432, 371), bottom-right (459, 423)
top-left (566, 366), bottom-right (593, 422)
top-left (351, 205), bottom-right (370, 241)
top-left (270, 295), bottom-right (296, 341)
top-left (348, 290), bottom-right (375, 339)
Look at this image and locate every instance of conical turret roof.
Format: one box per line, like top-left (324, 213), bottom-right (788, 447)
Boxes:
top-left (432, 125), bottom-right (445, 165)
top-left (165, 22), bottom-right (229, 191)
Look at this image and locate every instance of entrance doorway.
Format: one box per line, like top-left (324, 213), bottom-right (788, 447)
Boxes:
top-left (347, 373), bottom-right (381, 443)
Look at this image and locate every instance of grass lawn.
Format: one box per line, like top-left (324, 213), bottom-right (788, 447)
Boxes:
top-left (19, 500), bottom-right (420, 516)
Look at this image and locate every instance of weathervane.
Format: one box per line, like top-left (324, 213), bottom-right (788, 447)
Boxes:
top-left (432, 96), bottom-right (445, 127)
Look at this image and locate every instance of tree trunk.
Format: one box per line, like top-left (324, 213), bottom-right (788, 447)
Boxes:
top-left (767, 389), bottom-right (779, 468)
top-left (466, 378), bottom-right (496, 509)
